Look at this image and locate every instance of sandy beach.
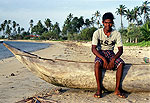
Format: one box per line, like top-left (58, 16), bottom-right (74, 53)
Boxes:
top-left (0, 40), bottom-right (150, 103)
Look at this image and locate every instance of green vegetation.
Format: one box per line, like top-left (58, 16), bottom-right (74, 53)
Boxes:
top-left (0, 1), bottom-right (150, 47)
top-left (124, 41), bottom-right (150, 47)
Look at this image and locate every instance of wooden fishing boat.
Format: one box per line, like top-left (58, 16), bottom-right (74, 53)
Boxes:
top-left (3, 42), bottom-right (150, 92)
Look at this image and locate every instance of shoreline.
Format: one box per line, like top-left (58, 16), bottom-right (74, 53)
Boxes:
top-left (0, 40), bottom-right (150, 103)
top-left (0, 40), bottom-right (54, 60)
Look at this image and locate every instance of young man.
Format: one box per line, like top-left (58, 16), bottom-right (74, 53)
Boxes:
top-left (91, 12), bottom-right (125, 98)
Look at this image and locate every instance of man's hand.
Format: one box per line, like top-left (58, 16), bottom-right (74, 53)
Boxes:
top-left (103, 59), bottom-right (108, 69)
top-left (107, 57), bottom-right (115, 70)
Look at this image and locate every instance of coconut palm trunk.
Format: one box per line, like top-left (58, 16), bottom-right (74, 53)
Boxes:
top-left (121, 14), bottom-right (123, 29)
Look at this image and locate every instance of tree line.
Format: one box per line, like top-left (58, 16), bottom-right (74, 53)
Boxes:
top-left (116, 0), bottom-right (150, 43)
top-left (0, 12), bottom-right (99, 41)
top-left (0, 0), bottom-right (150, 43)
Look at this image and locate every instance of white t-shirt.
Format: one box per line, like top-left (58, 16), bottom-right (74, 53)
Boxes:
top-left (92, 28), bottom-right (123, 50)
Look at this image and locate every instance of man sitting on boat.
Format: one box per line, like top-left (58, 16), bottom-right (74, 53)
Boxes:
top-left (91, 12), bottom-right (125, 98)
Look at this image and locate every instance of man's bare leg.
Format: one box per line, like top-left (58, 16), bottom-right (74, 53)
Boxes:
top-left (114, 63), bottom-right (125, 98)
top-left (94, 62), bottom-right (102, 98)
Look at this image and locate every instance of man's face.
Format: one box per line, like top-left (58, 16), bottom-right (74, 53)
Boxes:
top-left (102, 19), bottom-right (113, 31)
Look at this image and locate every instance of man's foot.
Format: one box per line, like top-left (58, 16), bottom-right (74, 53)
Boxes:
top-left (94, 93), bottom-right (101, 98)
top-left (94, 91), bottom-right (102, 98)
top-left (114, 90), bottom-right (126, 98)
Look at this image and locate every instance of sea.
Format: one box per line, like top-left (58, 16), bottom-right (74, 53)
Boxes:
top-left (0, 41), bottom-right (50, 60)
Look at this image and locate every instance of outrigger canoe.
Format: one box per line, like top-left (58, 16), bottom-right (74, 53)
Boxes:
top-left (3, 42), bottom-right (150, 92)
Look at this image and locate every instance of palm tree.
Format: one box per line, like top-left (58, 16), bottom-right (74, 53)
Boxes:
top-left (8, 20), bottom-right (11, 25)
top-left (78, 16), bottom-right (84, 31)
top-left (84, 18), bottom-right (91, 28)
top-left (52, 22), bottom-right (61, 39)
top-left (62, 13), bottom-right (74, 35)
top-left (1, 24), bottom-right (5, 35)
top-left (124, 9), bottom-right (132, 26)
top-left (44, 18), bottom-right (52, 31)
top-left (71, 17), bottom-right (79, 33)
top-left (16, 24), bottom-right (20, 34)
top-left (116, 5), bottom-right (126, 29)
top-left (132, 6), bottom-right (141, 26)
top-left (17, 26), bottom-right (21, 34)
top-left (5, 25), bottom-right (12, 39)
top-left (126, 7), bottom-right (141, 43)
top-left (29, 19), bottom-right (34, 33)
top-left (53, 22), bottom-right (61, 33)
top-left (140, 0), bottom-right (150, 23)
top-left (68, 13), bottom-right (73, 21)
top-left (2, 20), bottom-right (8, 35)
top-left (32, 20), bottom-right (46, 35)
top-left (20, 27), bottom-right (25, 34)
top-left (12, 21), bottom-right (17, 35)
top-left (3, 20), bottom-right (7, 26)
top-left (92, 10), bottom-right (101, 28)
top-left (90, 17), bottom-right (95, 27)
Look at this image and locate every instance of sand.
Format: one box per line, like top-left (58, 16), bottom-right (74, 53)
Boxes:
top-left (0, 40), bottom-right (150, 103)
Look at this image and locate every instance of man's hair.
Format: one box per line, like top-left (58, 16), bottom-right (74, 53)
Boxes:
top-left (102, 12), bottom-right (114, 23)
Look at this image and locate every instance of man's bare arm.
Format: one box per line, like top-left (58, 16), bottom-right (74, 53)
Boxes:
top-left (113, 46), bottom-right (123, 60)
top-left (91, 45), bottom-right (105, 60)
top-left (91, 45), bottom-right (108, 69)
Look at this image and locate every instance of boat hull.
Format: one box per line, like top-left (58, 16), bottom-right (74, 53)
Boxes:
top-left (3, 43), bottom-right (150, 92)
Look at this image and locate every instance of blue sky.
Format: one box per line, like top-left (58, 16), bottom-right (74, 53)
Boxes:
top-left (0, 0), bottom-right (145, 31)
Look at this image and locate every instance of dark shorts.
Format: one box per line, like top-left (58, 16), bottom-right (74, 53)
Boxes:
top-left (95, 50), bottom-right (125, 69)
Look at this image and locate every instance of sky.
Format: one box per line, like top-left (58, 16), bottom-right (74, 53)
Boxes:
top-left (0, 0), bottom-right (145, 32)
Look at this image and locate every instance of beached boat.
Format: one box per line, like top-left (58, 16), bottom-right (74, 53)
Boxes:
top-left (3, 42), bottom-right (150, 92)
